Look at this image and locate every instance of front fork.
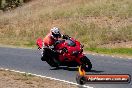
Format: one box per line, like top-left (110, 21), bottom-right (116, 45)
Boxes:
top-left (75, 53), bottom-right (85, 65)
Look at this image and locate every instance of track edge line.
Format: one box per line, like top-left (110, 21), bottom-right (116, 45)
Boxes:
top-left (0, 67), bottom-right (93, 88)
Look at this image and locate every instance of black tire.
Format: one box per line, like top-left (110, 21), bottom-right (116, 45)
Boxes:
top-left (42, 48), bottom-right (59, 67)
top-left (81, 56), bottom-right (92, 72)
top-left (41, 56), bottom-right (46, 61)
top-left (46, 58), bottom-right (59, 67)
top-left (76, 74), bottom-right (86, 85)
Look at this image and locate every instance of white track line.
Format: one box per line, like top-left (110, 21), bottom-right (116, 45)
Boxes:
top-left (0, 68), bottom-right (93, 88)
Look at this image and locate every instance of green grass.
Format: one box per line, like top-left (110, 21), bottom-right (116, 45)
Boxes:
top-left (86, 48), bottom-right (132, 56)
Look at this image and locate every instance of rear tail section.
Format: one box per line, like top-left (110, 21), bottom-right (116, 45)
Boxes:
top-left (36, 38), bottom-right (43, 49)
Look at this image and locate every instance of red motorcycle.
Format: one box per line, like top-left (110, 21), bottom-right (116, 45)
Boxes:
top-left (36, 37), bottom-right (92, 71)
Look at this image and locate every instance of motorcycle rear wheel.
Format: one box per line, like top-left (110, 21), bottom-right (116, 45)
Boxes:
top-left (46, 58), bottom-right (59, 67)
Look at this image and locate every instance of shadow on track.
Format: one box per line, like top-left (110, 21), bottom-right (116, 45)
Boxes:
top-left (50, 67), bottom-right (78, 71)
top-left (90, 70), bottom-right (104, 73)
top-left (50, 67), bottom-right (104, 73)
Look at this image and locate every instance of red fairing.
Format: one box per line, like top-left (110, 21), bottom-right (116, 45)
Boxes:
top-left (55, 38), bottom-right (84, 65)
top-left (36, 38), bottom-right (43, 49)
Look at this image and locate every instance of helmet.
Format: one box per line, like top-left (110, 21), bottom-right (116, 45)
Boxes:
top-left (50, 27), bottom-right (61, 38)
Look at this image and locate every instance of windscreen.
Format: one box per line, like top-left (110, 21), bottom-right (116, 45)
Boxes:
top-left (65, 40), bottom-right (76, 46)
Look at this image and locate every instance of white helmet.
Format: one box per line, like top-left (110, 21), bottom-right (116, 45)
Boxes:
top-left (50, 27), bottom-right (61, 38)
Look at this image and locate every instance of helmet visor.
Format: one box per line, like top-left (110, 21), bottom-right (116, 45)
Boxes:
top-left (52, 32), bottom-right (61, 38)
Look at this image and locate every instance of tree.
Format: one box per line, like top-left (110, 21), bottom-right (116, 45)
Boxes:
top-left (0, 0), bottom-right (23, 11)
top-left (0, 0), bottom-right (2, 8)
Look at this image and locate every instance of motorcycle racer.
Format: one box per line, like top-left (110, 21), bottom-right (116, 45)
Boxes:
top-left (41, 27), bottom-right (70, 61)
top-left (36, 32), bottom-right (92, 71)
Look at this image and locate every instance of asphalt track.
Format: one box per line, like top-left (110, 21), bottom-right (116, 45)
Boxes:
top-left (0, 47), bottom-right (132, 88)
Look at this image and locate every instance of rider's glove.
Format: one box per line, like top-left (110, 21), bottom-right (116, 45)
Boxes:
top-left (62, 35), bottom-right (70, 40)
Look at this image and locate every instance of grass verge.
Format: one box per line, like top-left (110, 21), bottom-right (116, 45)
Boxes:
top-left (0, 69), bottom-right (77, 88)
top-left (86, 48), bottom-right (132, 57)
top-left (0, 0), bottom-right (132, 58)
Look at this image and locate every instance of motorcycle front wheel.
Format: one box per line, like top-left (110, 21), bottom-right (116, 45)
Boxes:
top-left (76, 74), bottom-right (87, 85)
top-left (81, 56), bottom-right (92, 72)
